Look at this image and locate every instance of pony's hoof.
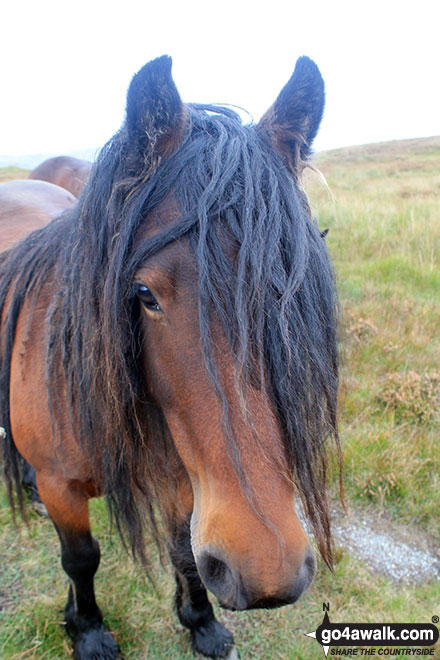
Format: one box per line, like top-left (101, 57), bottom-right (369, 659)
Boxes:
top-left (191, 618), bottom-right (236, 659)
top-left (73, 625), bottom-right (120, 660)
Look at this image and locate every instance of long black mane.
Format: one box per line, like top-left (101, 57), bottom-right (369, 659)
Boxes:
top-left (0, 102), bottom-right (340, 565)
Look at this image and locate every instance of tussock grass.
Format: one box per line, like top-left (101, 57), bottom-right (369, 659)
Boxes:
top-left (377, 369), bottom-right (440, 424)
top-left (1, 137), bottom-right (440, 658)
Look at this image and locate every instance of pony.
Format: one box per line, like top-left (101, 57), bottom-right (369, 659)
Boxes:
top-left (0, 179), bottom-right (76, 250)
top-left (0, 55), bottom-right (340, 659)
top-left (28, 155), bottom-right (93, 198)
top-left (0, 179), bottom-right (76, 512)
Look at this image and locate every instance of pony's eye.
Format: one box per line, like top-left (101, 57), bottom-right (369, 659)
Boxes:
top-left (135, 283), bottom-right (161, 312)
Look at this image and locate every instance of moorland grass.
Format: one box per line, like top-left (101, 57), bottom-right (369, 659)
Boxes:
top-left (0, 167), bottom-right (29, 182)
top-left (305, 137), bottom-right (440, 535)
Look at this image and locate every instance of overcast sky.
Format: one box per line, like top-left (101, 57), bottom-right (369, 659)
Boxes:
top-left (2, 0), bottom-right (439, 158)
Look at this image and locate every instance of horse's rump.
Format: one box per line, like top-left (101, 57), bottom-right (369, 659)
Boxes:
top-left (28, 156), bottom-right (93, 198)
top-left (0, 179), bottom-right (76, 250)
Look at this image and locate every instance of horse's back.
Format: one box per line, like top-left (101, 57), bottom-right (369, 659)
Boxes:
top-left (28, 156), bottom-right (92, 198)
top-left (0, 179), bottom-right (76, 251)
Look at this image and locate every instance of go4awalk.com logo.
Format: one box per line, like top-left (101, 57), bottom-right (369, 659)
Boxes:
top-left (305, 604), bottom-right (439, 657)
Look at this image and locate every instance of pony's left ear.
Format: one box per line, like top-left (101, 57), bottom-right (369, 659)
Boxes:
top-left (125, 55), bottom-right (186, 162)
top-left (257, 56), bottom-right (325, 176)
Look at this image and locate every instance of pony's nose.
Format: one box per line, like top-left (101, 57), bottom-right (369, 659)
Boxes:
top-left (197, 552), bottom-right (248, 610)
top-left (197, 546), bottom-right (316, 611)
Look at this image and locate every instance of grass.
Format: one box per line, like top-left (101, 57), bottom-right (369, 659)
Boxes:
top-left (1, 136), bottom-right (440, 658)
top-left (0, 167), bottom-right (29, 182)
top-left (303, 136), bottom-right (440, 534)
top-left (1, 497), bottom-right (438, 659)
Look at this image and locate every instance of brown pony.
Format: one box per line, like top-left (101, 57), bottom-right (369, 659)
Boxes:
top-left (0, 179), bottom-right (76, 250)
top-left (29, 155), bottom-right (93, 198)
top-left (0, 56), bottom-right (340, 659)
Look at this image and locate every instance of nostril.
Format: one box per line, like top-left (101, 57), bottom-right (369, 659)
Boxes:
top-left (304, 547), bottom-right (317, 576)
top-left (203, 554), bottom-right (228, 586)
top-left (288, 546), bottom-right (316, 603)
top-left (197, 551), bottom-right (248, 610)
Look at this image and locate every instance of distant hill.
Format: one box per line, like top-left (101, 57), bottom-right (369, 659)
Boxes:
top-left (316, 135), bottom-right (440, 164)
top-left (1, 135), bottom-right (439, 177)
top-left (2, 136), bottom-right (439, 171)
top-left (0, 148), bottom-right (99, 170)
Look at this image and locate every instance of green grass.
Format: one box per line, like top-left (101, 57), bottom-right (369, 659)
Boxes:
top-left (304, 137), bottom-right (440, 536)
top-left (1, 497), bottom-right (439, 659)
top-left (1, 137), bottom-right (440, 658)
top-left (0, 166), bottom-right (29, 182)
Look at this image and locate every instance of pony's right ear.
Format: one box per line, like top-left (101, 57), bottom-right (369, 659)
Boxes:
top-left (125, 55), bottom-right (186, 161)
top-left (257, 56), bottom-right (325, 177)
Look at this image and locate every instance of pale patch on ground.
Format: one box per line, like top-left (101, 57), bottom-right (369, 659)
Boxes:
top-left (331, 503), bottom-right (440, 585)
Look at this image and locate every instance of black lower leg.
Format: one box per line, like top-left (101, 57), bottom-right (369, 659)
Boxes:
top-left (60, 532), bottom-right (102, 635)
top-left (20, 458), bottom-right (42, 501)
top-left (57, 528), bottom-right (119, 660)
top-left (170, 518), bottom-right (235, 659)
top-left (20, 458), bottom-right (48, 516)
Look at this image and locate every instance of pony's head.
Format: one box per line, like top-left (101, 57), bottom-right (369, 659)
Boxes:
top-left (63, 56), bottom-right (339, 611)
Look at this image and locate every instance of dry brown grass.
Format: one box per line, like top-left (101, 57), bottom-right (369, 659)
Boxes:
top-left (377, 369), bottom-right (440, 424)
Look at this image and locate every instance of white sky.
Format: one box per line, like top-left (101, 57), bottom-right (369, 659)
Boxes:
top-left (2, 0), bottom-right (439, 157)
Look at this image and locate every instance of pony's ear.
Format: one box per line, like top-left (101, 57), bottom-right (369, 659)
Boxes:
top-left (125, 55), bottom-right (185, 161)
top-left (258, 56), bottom-right (325, 176)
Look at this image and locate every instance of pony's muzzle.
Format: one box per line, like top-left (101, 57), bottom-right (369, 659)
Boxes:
top-left (196, 545), bottom-right (316, 611)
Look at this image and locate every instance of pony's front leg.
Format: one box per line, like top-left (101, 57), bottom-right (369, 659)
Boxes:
top-left (36, 472), bottom-right (120, 660)
top-left (170, 517), bottom-right (237, 659)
